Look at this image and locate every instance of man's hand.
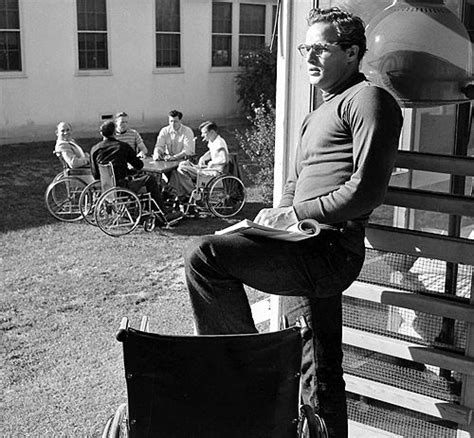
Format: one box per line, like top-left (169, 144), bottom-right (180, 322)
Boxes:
top-left (253, 207), bottom-right (298, 230)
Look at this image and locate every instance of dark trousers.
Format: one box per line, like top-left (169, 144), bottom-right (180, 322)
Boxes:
top-left (184, 229), bottom-right (365, 438)
top-left (121, 174), bottom-right (164, 210)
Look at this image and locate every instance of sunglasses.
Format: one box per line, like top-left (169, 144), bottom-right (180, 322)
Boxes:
top-left (297, 42), bottom-right (343, 57)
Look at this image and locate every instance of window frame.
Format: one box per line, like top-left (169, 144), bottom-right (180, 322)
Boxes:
top-left (154, 0), bottom-right (183, 73)
top-left (0, 0), bottom-right (25, 78)
top-left (75, 0), bottom-right (111, 76)
top-left (238, 3), bottom-right (266, 65)
top-left (210, 0), bottom-right (276, 72)
top-left (211, 1), bottom-right (233, 67)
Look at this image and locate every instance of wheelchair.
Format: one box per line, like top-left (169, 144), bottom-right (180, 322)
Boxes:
top-left (102, 315), bottom-right (328, 438)
top-left (181, 153), bottom-right (246, 218)
top-left (45, 152), bottom-right (96, 222)
top-left (91, 163), bottom-right (181, 237)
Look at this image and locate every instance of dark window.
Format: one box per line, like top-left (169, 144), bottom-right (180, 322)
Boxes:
top-left (466, 2), bottom-right (474, 41)
top-left (77, 0), bottom-right (108, 70)
top-left (212, 2), bottom-right (232, 67)
top-left (239, 3), bottom-right (265, 65)
top-left (156, 0), bottom-right (180, 68)
top-left (0, 0), bottom-right (21, 71)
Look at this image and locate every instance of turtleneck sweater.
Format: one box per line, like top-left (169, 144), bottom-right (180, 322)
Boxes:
top-left (279, 73), bottom-right (403, 224)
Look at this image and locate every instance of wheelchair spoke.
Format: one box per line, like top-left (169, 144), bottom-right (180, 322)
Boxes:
top-left (206, 175), bottom-right (246, 218)
top-left (45, 177), bottom-right (87, 222)
top-left (79, 180), bottom-right (101, 226)
top-left (95, 188), bottom-right (141, 237)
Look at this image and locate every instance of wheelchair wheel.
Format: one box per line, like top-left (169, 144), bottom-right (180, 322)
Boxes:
top-left (298, 405), bottom-right (328, 438)
top-left (95, 188), bottom-right (141, 237)
top-left (45, 177), bottom-right (87, 222)
top-left (79, 180), bottom-right (101, 225)
top-left (52, 171), bottom-right (65, 184)
top-left (205, 175), bottom-right (246, 218)
top-left (104, 403), bottom-right (128, 438)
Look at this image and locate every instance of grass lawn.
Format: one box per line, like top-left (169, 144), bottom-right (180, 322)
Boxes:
top-left (1, 125), bottom-right (270, 436)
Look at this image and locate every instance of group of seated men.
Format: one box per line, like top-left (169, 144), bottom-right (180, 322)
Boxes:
top-left (54, 109), bottom-right (229, 220)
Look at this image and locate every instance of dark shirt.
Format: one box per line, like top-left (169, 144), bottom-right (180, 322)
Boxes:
top-left (90, 137), bottom-right (144, 181)
top-left (279, 73), bottom-right (403, 224)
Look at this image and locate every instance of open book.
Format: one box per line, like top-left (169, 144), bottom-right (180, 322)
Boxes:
top-left (215, 218), bottom-right (321, 242)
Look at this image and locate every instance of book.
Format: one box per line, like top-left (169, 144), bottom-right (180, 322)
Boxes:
top-left (215, 218), bottom-right (321, 242)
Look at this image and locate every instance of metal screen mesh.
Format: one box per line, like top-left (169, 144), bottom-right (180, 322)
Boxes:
top-left (343, 295), bottom-right (467, 351)
top-left (343, 344), bottom-right (462, 402)
top-left (359, 248), bottom-right (472, 300)
top-left (343, 247), bottom-right (473, 436)
top-left (347, 392), bottom-right (458, 438)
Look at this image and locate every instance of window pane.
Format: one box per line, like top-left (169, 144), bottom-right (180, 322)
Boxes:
top-left (77, 0), bottom-right (107, 31)
top-left (0, 0), bottom-right (19, 29)
top-left (156, 33), bottom-right (180, 67)
top-left (156, 0), bottom-right (180, 32)
top-left (466, 3), bottom-right (474, 41)
top-left (0, 31), bottom-right (21, 70)
top-left (212, 35), bottom-right (231, 66)
top-left (78, 33), bottom-right (108, 69)
top-left (212, 2), bottom-right (232, 33)
top-left (240, 4), bottom-right (265, 34)
top-left (239, 35), bottom-right (265, 64)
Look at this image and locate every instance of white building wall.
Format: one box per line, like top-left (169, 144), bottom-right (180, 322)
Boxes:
top-left (0, 0), bottom-right (275, 144)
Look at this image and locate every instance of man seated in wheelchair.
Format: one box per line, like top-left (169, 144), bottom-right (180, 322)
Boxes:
top-left (54, 121), bottom-right (94, 182)
top-left (90, 121), bottom-right (182, 222)
top-left (169, 121), bottom-right (228, 203)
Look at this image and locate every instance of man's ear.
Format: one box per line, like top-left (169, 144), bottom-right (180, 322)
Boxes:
top-left (346, 45), bottom-right (359, 63)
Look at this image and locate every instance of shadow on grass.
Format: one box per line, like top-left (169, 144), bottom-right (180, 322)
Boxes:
top-left (168, 201), bottom-right (269, 237)
top-left (0, 124), bottom-right (266, 234)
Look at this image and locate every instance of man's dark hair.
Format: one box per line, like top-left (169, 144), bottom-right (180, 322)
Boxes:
top-left (169, 110), bottom-right (183, 120)
top-left (199, 121), bottom-right (218, 132)
top-left (307, 7), bottom-right (367, 61)
top-left (100, 120), bottom-right (116, 139)
top-left (115, 111), bottom-right (128, 119)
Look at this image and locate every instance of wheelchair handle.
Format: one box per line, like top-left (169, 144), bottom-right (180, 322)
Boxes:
top-left (116, 317), bottom-right (129, 342)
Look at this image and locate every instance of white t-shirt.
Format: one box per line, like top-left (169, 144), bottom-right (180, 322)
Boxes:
top-left (206, 135), bottom-right (228, 172)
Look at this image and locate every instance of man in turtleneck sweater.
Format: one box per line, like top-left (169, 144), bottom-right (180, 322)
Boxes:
top-left (183, 7), bottom-right (402, 437)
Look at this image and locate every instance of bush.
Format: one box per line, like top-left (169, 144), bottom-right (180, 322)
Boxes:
top-left (235, 47), bottom-right (277, 116)
top-left (236, 101), bottom-right (275, 203)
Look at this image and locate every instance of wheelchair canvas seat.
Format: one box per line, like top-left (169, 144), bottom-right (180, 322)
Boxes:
top-left (103, 317), bottom-right (326, 437)
top-left (98, 162), bottom-right (117, 192)
top-left (224, 152), bottom-right (242, 180)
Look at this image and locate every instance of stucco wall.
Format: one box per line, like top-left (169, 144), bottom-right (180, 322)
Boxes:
top-left (0, 0), bottom-right (259, 144)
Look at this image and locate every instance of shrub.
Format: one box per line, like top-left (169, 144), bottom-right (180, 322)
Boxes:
top-left (236, 100), bottom-right (275, 203)
top-left (235, 47), bottom-right (277, 116)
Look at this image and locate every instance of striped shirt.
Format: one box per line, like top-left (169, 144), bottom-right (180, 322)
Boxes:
top-left (114, 128), bottom-right (147, 155)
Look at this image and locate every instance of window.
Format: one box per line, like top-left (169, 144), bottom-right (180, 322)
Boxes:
top-left (0, 0), bottom-right (21, 71)
top-left (466, 0), bottom-right (474, 41)
top-left (155, 0), bottom-right (180, 68)
top-left (77, 0), bottom-right (108, 70)
top-left (212, 2), bottom-right (232, 66)
top-left (212, 1), bottom-right (275, 68)
top-left (239, 3), bottom-right (265, 65)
